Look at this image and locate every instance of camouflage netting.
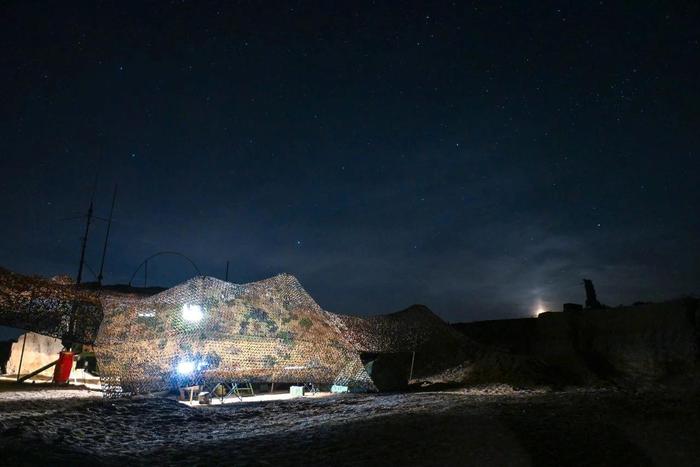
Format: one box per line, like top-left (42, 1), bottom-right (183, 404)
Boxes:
top-left (0, 267), bottom-right (103, 344)
top-left (95, 275), bottom-right (375, 397)
top-left (335, 305), bottom-right (473, 379)
top-left (1, 267), bottom-right (470, 397)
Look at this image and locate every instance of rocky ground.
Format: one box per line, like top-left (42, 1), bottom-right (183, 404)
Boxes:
top-left (1, 382), bottom-right (699, 466)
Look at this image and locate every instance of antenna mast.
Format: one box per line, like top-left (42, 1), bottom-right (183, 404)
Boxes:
top-left (97, 185), bottom-right (117, 285)
top-left (76, 200), bottom-right (93, 284)
top-left (76, 167), bottom-right (100, 285)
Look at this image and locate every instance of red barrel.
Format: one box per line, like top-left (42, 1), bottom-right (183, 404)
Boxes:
top-left (53, 351), bottom-right (74, 384)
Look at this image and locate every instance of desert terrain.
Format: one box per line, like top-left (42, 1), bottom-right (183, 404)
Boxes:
top-left (1, 382), bottom-right (699, 466)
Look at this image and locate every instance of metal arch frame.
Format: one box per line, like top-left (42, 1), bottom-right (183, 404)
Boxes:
top-left (128, 251), bottom-right (202, 286)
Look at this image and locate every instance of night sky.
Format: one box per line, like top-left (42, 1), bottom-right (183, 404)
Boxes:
top-left (1, 2), bottom-right (698, 322)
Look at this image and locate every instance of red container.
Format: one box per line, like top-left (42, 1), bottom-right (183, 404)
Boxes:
top-left (53, 351), bottom-right (74, 384)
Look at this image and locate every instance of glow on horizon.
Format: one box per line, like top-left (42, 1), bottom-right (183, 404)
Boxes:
top-left (533, 299), bottom-right (547, 317)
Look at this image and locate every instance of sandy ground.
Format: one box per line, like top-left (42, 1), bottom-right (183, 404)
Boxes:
top-left (0, 369), bottom-right (101, 389)
top-left (179, 390), bottom-right (334, 406)
top-left (0, 382), bottom-right (699, 466)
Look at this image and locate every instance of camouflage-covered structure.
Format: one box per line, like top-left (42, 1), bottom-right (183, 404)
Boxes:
top-left (96, 275), bottom-right (374, 396)
top-left (336, 305), bottom-right (472, 382)
top-left (0, 267), bottom-right (467, 397)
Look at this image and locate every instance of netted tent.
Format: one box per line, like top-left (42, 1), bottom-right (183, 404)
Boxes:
top-left (1, 267), bottom-right (469, 397)
top-left (95, 275), bottom-right (375, 397)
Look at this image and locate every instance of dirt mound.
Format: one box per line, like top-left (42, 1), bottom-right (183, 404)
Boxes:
top-left (415, 349), bottom-right (574, 389)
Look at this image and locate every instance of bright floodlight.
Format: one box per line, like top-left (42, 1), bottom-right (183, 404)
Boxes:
top-left (177, 360), bottom-right (196, 375)
top-left (181, 303), bottom-right (203, 322)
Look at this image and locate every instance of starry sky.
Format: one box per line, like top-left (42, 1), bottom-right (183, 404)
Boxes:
top-left (1, 1), bottom-right (698, 323)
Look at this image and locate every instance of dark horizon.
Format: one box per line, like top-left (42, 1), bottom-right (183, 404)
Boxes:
top-left (1, 2), bottom-right (698, 322)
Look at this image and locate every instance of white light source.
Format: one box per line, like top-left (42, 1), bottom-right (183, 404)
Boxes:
top-left (177, 360), bottom-right (196, 375)
top-left (181, 304), bottom-right (203, 322)
top-left (533, 299), bottom-right (546, 317)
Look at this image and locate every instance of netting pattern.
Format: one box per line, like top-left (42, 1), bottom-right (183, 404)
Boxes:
top-left (1, 267), bottom-right (468, 396)
top-left (334, 305), bottom-right (473, 379)
top-left (95, 275), bottom-right (375, 397)
top-left (0, 268), bottom-right (103, 344)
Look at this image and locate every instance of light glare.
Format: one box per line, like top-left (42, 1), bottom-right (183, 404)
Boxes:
top-left (181, 304), bottom-right (203, 322)
top-left (177, 360), bottom-right (195, 375)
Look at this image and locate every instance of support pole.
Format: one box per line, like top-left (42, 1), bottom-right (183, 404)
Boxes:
top-left (408, 351), bottom-right (416, 382)
top-left (15, 332), bottom-right (27, 382)
top-left (17, 359), bottom-right (59, 383)
top-left (225, 260), bottom-right (229, 282)
top-left (408, 331), bottom-right (417, 382)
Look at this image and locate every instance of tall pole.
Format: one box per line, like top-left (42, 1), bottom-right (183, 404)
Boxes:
top-left (77, 166), bottom-right (100, 285)
top-left (16, 332), bottom-right (28, 382)
top-left (144, 259), bottom-right (148, 287)
top-left (76, 200), bottom-right (94, 284)
top-left (97, 185), bottom-right (117, 285)
top-left (225, 260), bottom-right (229, 281)
top-left (408, 330), bottom-right (417, 382)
